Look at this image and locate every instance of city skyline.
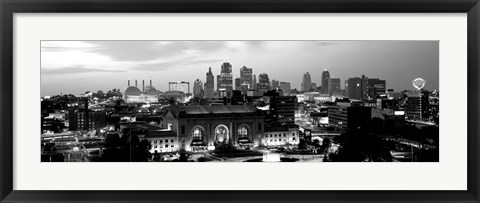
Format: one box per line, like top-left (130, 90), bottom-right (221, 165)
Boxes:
top-left (41, 40), bottom-right (439, 96)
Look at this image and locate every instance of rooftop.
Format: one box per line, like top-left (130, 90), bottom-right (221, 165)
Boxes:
top-left (144, 130), bottom-right (177, 139)
top-left (169, 105), bottom-right (258, 116)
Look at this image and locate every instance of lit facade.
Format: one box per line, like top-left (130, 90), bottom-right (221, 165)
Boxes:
top-left (163, 105), bottom-right (265, 152)
top-left (169, 81), bottom-right (190, 94)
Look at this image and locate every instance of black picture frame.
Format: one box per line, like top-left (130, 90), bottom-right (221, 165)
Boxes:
top-left (1, 0), bottom-right (479, 202)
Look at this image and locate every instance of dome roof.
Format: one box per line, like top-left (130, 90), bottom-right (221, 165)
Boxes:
top-left (145, 86), bottom-right (159, 95)
top-left (125, 86), bottom-right (142, 96)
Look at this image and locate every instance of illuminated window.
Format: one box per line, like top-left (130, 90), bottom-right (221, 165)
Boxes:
top-left (238, 126), bottom-right (248, 138)
top-left (192, 127), bottom-right (203, 141)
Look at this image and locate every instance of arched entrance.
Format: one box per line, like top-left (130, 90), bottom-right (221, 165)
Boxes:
top-left (237, 124), bottom-right (253, 148)
top-left (190, 126), bottom-right (207, 152)
top-left (214, 124), bottom-right (229, 143)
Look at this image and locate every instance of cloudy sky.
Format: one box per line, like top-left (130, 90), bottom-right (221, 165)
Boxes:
top-left (41, 41), bottom-right (439, 97)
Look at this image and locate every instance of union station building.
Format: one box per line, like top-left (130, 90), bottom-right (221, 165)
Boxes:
top-left (162, 105), bottom-right (265, 151)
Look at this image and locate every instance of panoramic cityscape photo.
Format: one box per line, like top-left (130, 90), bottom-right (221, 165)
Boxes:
top-left (40, 40), bottom-right (439, 162)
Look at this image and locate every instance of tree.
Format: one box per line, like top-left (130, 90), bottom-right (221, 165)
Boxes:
top-left (320, 138), bottom-right (331, 154)
top-left (298, 139), bottom-right (307, 150)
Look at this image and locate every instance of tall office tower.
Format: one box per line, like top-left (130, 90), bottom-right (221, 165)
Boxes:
top-left (240, 66), bottom-right (253, 91)
top-left (271, 79), bottom-right (280, 90)
top-left (301, 72), bottom-right (312, 92)
top-left (193, 79), bottom-right (204, 98)
top-left (235, 78), bottom-right (241, 90)
top-left (280, 82), bottom-right (291, 96)
top-left (253, 74), bottom-right (257, 90)
top-left (204, 67), bottom-right (215, 99)
top-left (169, 81), bottom-right (190, 94)
top-left (258, 73), bottom-right (271, 92)
top-left (217, 62), bottom-right (233, 94)
top-left (366, 78), bottom-right (386, 100)
top-left (321, 69), bottom-right (330, 94)
top-left (328, 78), bottom-right (341, 96)
top-left (407, 90), bottom-right (430, 121)
top-left (346, 75), bottom-right (369, 100)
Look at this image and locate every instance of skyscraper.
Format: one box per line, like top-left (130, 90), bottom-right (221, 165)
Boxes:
top-left (217, 62), bottom-right (233, 94)
top-left (258, 73), bottom-right (270, 92)
top-left (193, 79), bottom-right (204, 98)
top-left (328, 78), bottom-right (341, 96)
top-left (280, 82), bottom-right (291, 96)
top-left (321, 69), bottom-right (330, 94)
top-left (204, 67), bottom-right (215, 99)
top-left (301, 72), bottom-right (312, 92)
top-left (407, 90), bottom-right (429, 121)
top-left (240, 66), bottom-right (253, 91)
top-left (253, 74), bottom-right (257, 90)
top-left (271, 79), bottom-right (280, 90)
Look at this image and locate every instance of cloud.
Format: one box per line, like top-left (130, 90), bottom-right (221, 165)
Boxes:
top-left (42, 66), bottom-right (126, 75)
top-left (132, 59), bottom-right (223, 71)
top-left (83, 41), bottom-right (229, 62)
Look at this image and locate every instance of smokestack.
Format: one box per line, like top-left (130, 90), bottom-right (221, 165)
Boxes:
top-left (142, 80), bottom-right (145, 92)
top-left (150, 76), bottom-right (152, 87)
top-left (128, 80), bottom-right (130, 86)
top-left (135, 80), bottom-right (137, 87)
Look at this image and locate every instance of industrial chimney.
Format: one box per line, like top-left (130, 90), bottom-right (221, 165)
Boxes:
top-left (149, 76), bottom-right (152, 87)
top-left (128, 80), bottom-right (130, 86)
top-left (142, 80), bottom-right (145, 92)
top-left (135, 80), bottom-right (137, 87)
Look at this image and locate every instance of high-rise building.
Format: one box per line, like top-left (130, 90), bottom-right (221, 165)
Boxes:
top-left (266, 93), bottom-right (297, 125)
top-left (258, 73), bottom-right (270, 92)
top-left (169, 81), bottom-right (190, 94)
top-left (217, 62), bottom-right (233, 94)
top-left (240, 66), bottom-right (253, 91)
top-left (328, 102), bottom-right (372, 129)
top-left (366, 78), bottom-right (386, 99)
top-left (253, 74), bottom-right (257, 90)
top-left (346, 75), bottom-right (369, 100)
top-left (271, 79), bottom-right (280, 90)
top-left (301, 72), bottom-right (312, 92)
top-left (321, 69), bottom-right (330, 94)
top-left (280, 82), bottom-right (291, 96)
top-left (328, 78), bottom-right (341, 96)
top-left (311, 83), bottom-right (317, 91)
top-left (204, 67), bottom-right (215, 99)
top-left (407, 90), bottom-right (429, 121)
top-left (193, 79), bottom-right (204, 98)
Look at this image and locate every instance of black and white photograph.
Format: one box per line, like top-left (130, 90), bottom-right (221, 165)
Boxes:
top-left (40, 40), bottom-right (439, 162)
